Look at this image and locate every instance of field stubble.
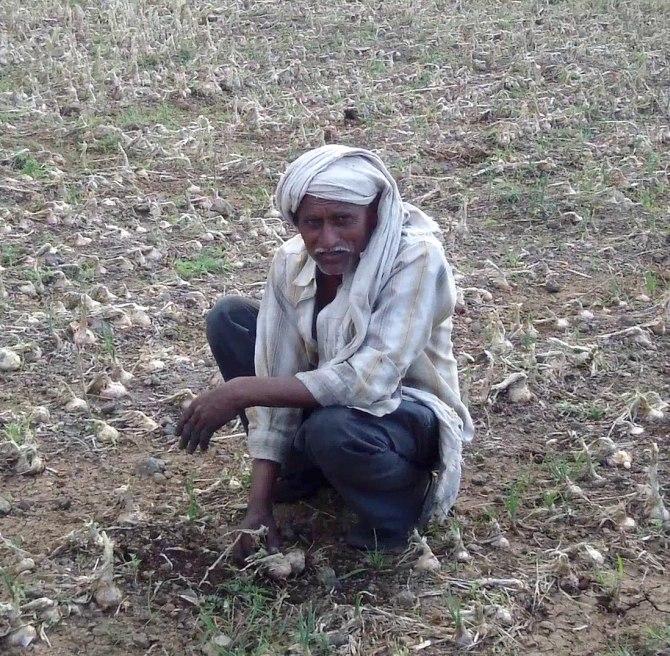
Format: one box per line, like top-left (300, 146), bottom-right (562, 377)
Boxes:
top-left (0, 0), bottom-right (668, 654)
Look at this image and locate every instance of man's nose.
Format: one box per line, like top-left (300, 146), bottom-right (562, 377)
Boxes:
top-left (318, 224), bottom-right (339, 249)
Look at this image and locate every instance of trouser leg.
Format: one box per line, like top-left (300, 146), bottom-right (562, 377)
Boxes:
top-left (205, 296), bottom-right (260, 430)
top-left (293, 400), bottom-right (440, 546)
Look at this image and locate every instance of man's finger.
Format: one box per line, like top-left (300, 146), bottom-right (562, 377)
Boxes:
top-left (178, 421), bottom-right (194, 449)
top-left (199, 428), bottom-right (214, 451)
top-left (186, 429), bottom-right (202, 454)
top-left (176, 404), bottom-right (195, 436)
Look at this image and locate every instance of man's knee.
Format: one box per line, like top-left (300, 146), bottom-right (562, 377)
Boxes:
top-left (206, 296), bottom-right (245, 339)
top-left (301, 407), bottom-right (385, 463)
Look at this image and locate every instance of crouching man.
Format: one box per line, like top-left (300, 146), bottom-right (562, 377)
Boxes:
top-left (176, 145), bottom-right (474, 557)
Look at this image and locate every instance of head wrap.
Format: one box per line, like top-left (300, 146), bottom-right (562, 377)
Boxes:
top-left (275, 144), bottom-right (440, 360)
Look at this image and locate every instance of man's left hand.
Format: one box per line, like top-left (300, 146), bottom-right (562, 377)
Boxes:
top-left (176, 384), bottom-right (241, 453)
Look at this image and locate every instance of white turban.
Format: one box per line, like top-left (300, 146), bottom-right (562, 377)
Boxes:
top-left (275, 144), bottom-right (440, 361)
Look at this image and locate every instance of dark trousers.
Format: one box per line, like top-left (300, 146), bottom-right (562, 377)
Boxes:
top-left (206, 296), bottom-right (440, 538)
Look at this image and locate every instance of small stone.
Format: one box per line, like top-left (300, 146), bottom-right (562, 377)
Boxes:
top-left (132, 632), bottom-right (150, 648)
top-left (152, 473), bottom-right (167, 483)
top-left (15, 499), bottom-right (34, 511)
top-left (135, 456), bottom-right (166, 477)
top-left (326, 631), bottom-right (349, 647)
top-left (0, 348), bottom-right (22, 371)
top-left (202, 633), bottom-right (233, 655)
top-left (6, 625), bottom-right (37, 648)
top-left (16, 558), bottom-right (36, 573)
top-left (317, 566), bottom-right (339, 590)
top-left (52, 497), bottom-right (72, 511)
top-left (0, 496), bottom-right (11, 515)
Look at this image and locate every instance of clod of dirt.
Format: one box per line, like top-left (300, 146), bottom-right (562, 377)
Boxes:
top-left (263, 553), bottom-right (292, 580)
top-left (134, 456), bottom-right (166, 478)
top-left (326, 631), bottom-right (349, 647)
top-left (0, 348), bottom-right (21, 372)
top-left (28, 406), bottom-right (50, 425)
top-left (5, 624), bottom-right (37, 648)
top-left (393, 590), bottom-right (417, 608)
top-left (454, 622), bottom-right (475, 648)
top-left (284, 549), bottom-right (306, 576)
top-left (316, 565), bottom-right (338, 590)
top-left (0, 496), bottom-right (11, 515)
top-left (208, 195), bottom-right (235, 217)
top-left (260, 549), bottom-right (306, 581)
top-left (544, 276), bottom-right (561, 293)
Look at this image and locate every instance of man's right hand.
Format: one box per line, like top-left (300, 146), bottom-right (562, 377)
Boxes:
top-left (232, 505), bottom-right (282, 562)
top-left (232, 459), bottom-right (282, 562)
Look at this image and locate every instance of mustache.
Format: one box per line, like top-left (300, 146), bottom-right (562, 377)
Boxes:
top-left (314, 247), bottom-right (352, 255)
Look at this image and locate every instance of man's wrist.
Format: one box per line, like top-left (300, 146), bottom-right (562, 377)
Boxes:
top-left (227, 377), bottom-right (251, 412)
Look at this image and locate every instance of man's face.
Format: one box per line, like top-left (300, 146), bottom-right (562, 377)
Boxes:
top-left (294, 194), bottom-right (379, 276)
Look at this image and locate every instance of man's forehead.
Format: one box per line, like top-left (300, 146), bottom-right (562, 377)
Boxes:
top-left (297, 194), bottom-right (367, 214)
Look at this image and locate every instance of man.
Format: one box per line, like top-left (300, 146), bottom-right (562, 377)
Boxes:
top-left (176, 145), bottom-right (474, 556)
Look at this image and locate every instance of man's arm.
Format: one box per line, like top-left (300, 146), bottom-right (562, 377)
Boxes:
top-left (176, 376), bottom-right (318, 454)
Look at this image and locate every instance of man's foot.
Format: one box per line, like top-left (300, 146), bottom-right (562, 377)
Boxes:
top-left (273, 470), bottom-right (328, 503)
top-left (345, 523), bottom-right (409, 553)
top-left (416, 472), bottom-right (438, 530)
top-left (346, 475), bottom-right (438, 552)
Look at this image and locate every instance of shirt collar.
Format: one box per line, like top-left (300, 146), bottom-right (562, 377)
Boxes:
top-left (294, 255), bottom-right (316, 287)
top-left (292, 254), bottom-right (317, 303)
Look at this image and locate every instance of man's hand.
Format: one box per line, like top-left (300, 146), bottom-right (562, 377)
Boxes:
top-left (176, 384), bottom-right (240, 453)
top-left (232, 506), bottom-right (282, 562)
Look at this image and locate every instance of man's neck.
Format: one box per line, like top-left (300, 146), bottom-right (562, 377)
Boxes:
top-left (315, 270), bottom-right (342, 305)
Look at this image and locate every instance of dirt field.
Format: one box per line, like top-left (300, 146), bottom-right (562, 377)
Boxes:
top-left (1, 0), bottom-right (669, 654)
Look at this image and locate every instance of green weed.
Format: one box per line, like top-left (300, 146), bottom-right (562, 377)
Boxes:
top-left (295, 605), bottom-right (331, 654)
top-left (545, 453), bottom-right (585, 483)
top-left (1, 245), bottom-right (22, 267)
top-left (174, 248), bottom-right (229, 280)
top-left (504, 473), bottom-right (531, 525)
top-left (100, 322), bottom-right (117, 362)
top-left (184, 475), bottom-right (202, 521)
top-left (365, 544), bottom-right (389, 571)
top-left (2, 421), bottom-right (29, 446)
top-left (91, 133), bottom-right (121, 153)
top-left (643, 270), bottom-right (662, 296)
top-left (13, 153), bottom-right (47, 178)
top-left (117, 103), bottom-right (185, 129)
